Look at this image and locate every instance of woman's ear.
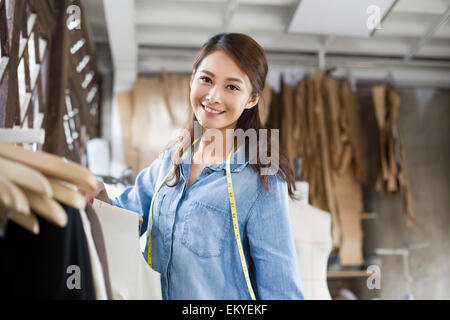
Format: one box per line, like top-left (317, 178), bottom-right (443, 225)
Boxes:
top-left (245, 94), bottom-right (260, 110)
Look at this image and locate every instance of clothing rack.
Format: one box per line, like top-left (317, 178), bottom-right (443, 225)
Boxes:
top-left (138, 46), bottom-right (450, 88)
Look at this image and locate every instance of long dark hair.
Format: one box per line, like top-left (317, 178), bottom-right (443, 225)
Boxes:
top-left (164, 33), bottom-right (297, 199)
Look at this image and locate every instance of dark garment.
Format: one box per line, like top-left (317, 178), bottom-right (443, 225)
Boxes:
top-left (84, 203), bottom-right (113, 300)
top-left (0, 205), bottom-right (96, 299)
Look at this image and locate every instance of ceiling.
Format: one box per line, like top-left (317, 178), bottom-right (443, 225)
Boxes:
top-left (83, 0), bottom-right (450, 89)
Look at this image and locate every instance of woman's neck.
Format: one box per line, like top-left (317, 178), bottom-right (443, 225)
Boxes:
top-left (194, 127), bottom-right (236, 165)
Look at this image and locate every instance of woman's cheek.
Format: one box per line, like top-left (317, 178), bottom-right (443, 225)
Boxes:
top-left (226, 96), bottom-right (245, 114)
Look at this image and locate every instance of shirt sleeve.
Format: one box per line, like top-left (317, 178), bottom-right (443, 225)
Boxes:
top-left (111, 150), bottom-right (168, 236)
top-left (246, 174), bottom-right (305, 300)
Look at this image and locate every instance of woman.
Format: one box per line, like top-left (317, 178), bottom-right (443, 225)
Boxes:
top-left (90, 33), bottom-right (304, 300)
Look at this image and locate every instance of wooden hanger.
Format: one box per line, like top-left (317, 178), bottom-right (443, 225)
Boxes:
top-left (47, 177), bottom-right (86, 210)
top-left (23, 190), bottom-right (68, 228)
top-left (0, 178), bottom-right (42, 235)
top-left (0, 156), bottom-right (53, 197)
top-left (0, 141), bottom-right (99, 192)
top-left (8, 210), bottom-right (40, 235)
top-left (0, 178), bottom-right (13, 209)
top-left (0, 177), bottom-right (30, 215)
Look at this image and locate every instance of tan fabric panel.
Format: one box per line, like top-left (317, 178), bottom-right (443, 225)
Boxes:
top-left (115, 91), bottom-right (139, 172)
top-left (259, 83), bottom-right (272, 127)
top-left (324, 77), bottom-right (343, 170)
top-left (130, 75), bottom-right (190, 171)
top-left (371, 84), bottom-right (419, 227)
top-left (333, 170), bottom-right (364, 266)
top-left (294, 79), bottom-right (307, 160)
top-left (371, 84), bottom-right (390, 183)
top-left (162, 72), bottom-right (191, 127)
top-left (310, 70), bottom-right (341, 250)
top-left (340, 80), bottom-right (366, 182)
top-left (281, 82), bottom-right (295, 162)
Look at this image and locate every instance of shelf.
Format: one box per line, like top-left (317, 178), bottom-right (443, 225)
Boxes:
top-left (327, 270), bottom-right (370, 279)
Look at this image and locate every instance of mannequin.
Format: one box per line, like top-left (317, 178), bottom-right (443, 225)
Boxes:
top-left (288, 181), bottom-right (332, 300)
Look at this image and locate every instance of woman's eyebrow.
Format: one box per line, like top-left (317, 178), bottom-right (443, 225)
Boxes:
top-left (199, 69), bottom-right (243, 84)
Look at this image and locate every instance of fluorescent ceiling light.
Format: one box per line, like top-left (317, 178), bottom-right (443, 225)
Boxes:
top-left (287, 0), bottom-right (396, 38)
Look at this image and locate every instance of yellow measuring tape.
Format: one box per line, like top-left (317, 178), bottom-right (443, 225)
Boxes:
top-left (147, 137), bottom-right (256, 300)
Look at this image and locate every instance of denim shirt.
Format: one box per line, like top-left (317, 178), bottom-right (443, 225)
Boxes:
top-left (111, 142), bottom-right (304, 300)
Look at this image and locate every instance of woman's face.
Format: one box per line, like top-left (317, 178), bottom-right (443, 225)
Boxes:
top-left (190, 50), bottom-right (259, 132)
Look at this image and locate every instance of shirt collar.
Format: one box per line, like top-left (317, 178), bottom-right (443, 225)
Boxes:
top-left (180, 141), bottom-right (249, 174)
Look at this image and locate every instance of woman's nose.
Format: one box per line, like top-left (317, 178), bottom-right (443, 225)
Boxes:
top-left (206, 86), bottom-right (222, 104)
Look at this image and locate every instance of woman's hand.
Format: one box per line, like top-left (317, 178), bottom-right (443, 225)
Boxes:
top-left (79, 180), bottom-right (111, 205)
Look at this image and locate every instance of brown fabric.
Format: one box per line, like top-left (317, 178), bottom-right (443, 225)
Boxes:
top-left (304, 74), bottom-right (324, 210)
top-left (281, 81), bottom-right (296, 162)
top-left (310, 70), bottom-right (341, 250)
top-left (340, 81), bottom-right (366, 182)
top-left (324, 77), bottom-right (343, 170)
top-left (266, 87), bottom-right (280, 130)
top-left (372, 85), bottom-right (390, 186)
top-left (285, 69), bottom-right (366, 262)
top-left (293, 79), bottom-right (307, 160)
top-left (371, 84), bottom-right (419, 227)
top-left (259, 83), bottom-right (272, 127)
top-left (85, 203), bottom-right (113, 300)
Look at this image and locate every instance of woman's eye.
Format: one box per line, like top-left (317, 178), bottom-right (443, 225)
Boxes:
top-left (199, 76), bottom-right (238, 91)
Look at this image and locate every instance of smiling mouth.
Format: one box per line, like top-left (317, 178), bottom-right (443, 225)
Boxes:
top-left (201, 103), bottom-right (225, 114)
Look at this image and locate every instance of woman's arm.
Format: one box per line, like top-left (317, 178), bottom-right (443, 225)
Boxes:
top-left (108, 150), bottom-right (168, 236)
top-left (246, 174), bottom-right (304, 300)
top-left (112, 151), bottom-right (166, 212)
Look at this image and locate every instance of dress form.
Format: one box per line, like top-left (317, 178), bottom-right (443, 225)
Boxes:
top-left (288, 181), bottom-right (332, 300)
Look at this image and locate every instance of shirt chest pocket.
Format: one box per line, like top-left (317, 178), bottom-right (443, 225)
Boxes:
top-left (151, 193), bottom-right (166, 233)
top-left (181, 201), bottom-right (231, 258)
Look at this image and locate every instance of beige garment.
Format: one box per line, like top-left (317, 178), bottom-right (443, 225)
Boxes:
top-left (163, 73), bottom-right (191, 127)
top-left (130, 75), bottom-right (190, 171)
top-left (332, 171), bottom-right (364, 266)
top-left (79, 209), bottom-right (108, 300)
top-left (310, 70), bottom-right (341, 250)
top-left (288, 182), bottom-right (332, 300)
top-left (93, 199), bottom-right (162, 300)
top-left (115, 90), bottom-right (139, 171)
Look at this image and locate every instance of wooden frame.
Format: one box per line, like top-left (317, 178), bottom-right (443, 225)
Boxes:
top-left (0, 0), bottom-right (101, 164)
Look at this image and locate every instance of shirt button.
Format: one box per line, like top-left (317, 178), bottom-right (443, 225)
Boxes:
top-left (206, 170), bottom-right (211, 175)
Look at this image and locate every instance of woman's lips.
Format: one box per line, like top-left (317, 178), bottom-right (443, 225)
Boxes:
top-left (201, 103), bottom-right (225, 116)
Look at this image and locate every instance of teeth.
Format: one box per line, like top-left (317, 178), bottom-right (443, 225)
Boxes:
top-left (203, 105), bottom-right (223, 114)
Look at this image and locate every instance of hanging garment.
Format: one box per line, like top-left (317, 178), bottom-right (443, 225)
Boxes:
top-left (259, 83), bottom-right (272, 127)
top-left (371, 84), bottom-right (418, 227)
top-left (92, 199), bottom-right (162, 300)
top-left (84, 203), bottom-right (113, 300)
top-left (0, 205), bottom-right (96, 299)
top-left (115, 90), bottom-right (139, 172)
top-left (288, 183), bottom-right (332, 300)
top-left (281, 81), bottom-right (296, 162)
top-left (79, 208), bottom-right (108, 300)
top-left (130, 75), bottom-right (191, 171)
top-left (332, 172), bottom-right (364, 266)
